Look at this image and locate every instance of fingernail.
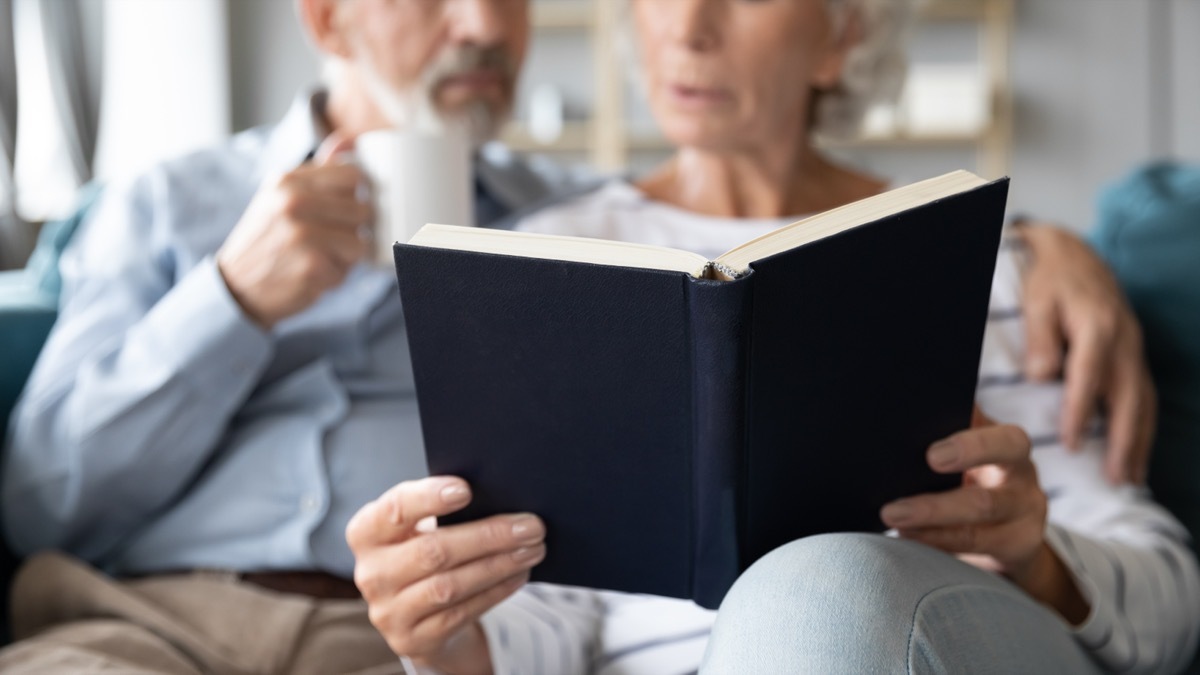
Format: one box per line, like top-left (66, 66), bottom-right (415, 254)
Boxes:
top-left (511, 515), bottom-right (543, 543)
top-left (881, 500), bottom-right (914, 526)
top-left (440, 483), bottom-right (469, 506)
top-left (512, 545), bottom-right (545, 565)
top-left (928, 440), bottom-right (959, 469)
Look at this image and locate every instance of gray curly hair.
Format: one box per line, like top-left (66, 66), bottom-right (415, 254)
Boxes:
top-left (820, 0), bottom-right (923, 138)
top-left (621, 0), bottom-right (923, 140)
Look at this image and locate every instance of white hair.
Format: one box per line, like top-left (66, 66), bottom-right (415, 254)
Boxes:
top-left (619, 0), bottom-right (923, 140)
top-left (819, 0), bottom-right (923, 138)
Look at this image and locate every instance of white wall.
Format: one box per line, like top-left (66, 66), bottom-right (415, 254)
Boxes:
top-left (225, 0), bottom-right (1198, 233)
top-left (228, 0), bottom-right (319, 133)
top-left (1006, 0), bottom-right (1197, 231)
top-left (1169, 0), bottom-right (1200, 160)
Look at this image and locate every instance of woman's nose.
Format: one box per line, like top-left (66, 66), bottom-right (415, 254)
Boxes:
top-left (669, 0), bottom-right (723, 53)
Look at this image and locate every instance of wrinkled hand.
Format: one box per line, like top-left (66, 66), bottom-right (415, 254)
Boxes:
top-left (217, 134), bottom-right (372, 329)
top-left (346, 477), bottom-right (546, 675)
top-left (881, 409), bottom-right (1088, 623)
top-left (881, 411), bottom-right (1046, 582)
top-left (1018, 223), bottom-right (1156, 485)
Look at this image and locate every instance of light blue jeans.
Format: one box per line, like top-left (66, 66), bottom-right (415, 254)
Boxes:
top-left (701, 533), bottom-right (1102, 674)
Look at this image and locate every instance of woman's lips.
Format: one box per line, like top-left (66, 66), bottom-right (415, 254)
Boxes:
top-left (666, 83), bottom-right (734, 110)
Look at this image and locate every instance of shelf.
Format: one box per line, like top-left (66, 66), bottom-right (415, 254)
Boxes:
top-left (922, 0), bottom-right (989, 20)
top-left (501, 121), bottom-right (592, 152)
top-left (502, 121), bottom-right (996, 154)
top-left (502, 121), bottom-right (672, 154)
top-left (819, 128), bottom-right (992, 149)
top-left (531, 1), bottom-right (592, 29)
top-left (531, 0), bottom-right (988, 28)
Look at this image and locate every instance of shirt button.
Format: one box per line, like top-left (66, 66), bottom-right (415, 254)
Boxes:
top-left (300, 495), bottom-right (320, 513)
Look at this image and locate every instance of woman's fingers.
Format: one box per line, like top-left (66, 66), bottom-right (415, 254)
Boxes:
top-left (346, 476), bottom-right (473, 551)
top-left (880, 484), bottom-right (1033, 530)
top-left (895, 519), bottom-right (1042, 562)
top-left (354, 512), bottom-right (546, 599)
top-left (925, 424), bottom-right (1033, 474)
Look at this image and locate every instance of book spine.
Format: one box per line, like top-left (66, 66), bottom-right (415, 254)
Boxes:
top-left (685, 274), bottom-right (752, 609)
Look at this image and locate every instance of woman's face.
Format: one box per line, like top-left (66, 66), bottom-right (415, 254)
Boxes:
top-left (632, 0), bottom-right (848, 152)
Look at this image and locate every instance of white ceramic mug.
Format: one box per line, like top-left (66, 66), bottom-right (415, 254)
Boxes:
top-left (355, 126), bottom-right (474, 265)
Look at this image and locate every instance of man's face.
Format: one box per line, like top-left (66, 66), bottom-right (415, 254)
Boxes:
top-left (337, 0), bottom-right (529, 139)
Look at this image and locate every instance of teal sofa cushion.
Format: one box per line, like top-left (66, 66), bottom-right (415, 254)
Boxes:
top-left (0, 185), bottom-right (100, 644)
top-left (0, 290), bottom-right (58, 438)
top-left (1090, 162), bottom-right (1200, 545)
top-left (0, 184), bottom-right (102, 438)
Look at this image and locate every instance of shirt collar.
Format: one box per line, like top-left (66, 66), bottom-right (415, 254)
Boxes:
top-left (256, 88), bottom-right (330, 181)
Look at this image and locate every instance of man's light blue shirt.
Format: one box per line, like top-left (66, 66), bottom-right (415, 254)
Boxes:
top-left (2, 91), bottom-right (589, 577)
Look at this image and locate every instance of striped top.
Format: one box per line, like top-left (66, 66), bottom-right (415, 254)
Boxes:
top-left (412, 180), bottom-right (1200, 675)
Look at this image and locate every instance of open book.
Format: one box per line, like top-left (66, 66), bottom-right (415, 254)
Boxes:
top-left (394, 170), bottom-right (1009, 608)
top-left (408, 170), bottom-right (989, 278)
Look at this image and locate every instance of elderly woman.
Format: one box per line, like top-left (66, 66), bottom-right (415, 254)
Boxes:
top-left (349, 1), bottom-right (1198, 673)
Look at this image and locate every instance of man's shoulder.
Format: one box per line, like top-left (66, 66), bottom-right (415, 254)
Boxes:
top-left (78, 124), bottom-right (281, 265)
top-left (476, 143), bottom-right (604, 210)
top-left (144, 124), bottom-right (276, 191)
top-left (476, 145), bottom-right (613, 229)
top-left (99, 124), bottom-right (280, 227)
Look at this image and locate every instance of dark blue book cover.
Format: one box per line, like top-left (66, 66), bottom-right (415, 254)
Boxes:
top-left (394, 177), bottom-right (1008, 608)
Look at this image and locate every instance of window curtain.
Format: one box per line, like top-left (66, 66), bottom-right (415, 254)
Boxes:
top-left (39, 0), bottom-right (98, 186)
top-left (0, 0), bottom-right (24, 269)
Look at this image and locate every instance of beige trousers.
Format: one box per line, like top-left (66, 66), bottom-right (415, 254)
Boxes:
top-left (0, 552), bottom-right (405, 675)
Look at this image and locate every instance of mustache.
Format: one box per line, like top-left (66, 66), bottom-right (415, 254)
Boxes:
top-left (426, 44), bottom-right (516, 85)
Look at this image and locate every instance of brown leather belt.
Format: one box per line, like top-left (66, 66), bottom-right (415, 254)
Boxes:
top-left (133, 569), bottom-right (362, 600)
top-left (239, 570), bottom-right (362, 600)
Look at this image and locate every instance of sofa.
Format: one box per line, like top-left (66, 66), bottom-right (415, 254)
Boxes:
top-left (1090, 161), bottom-right (1200, 550)
top-left (0, 183), bottom-right (102, 642)
top-left (0, 166), bottom-right (1196, 659)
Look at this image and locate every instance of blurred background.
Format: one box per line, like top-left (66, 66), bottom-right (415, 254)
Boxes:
top-left (0, 0), bottom-right (1197, 269)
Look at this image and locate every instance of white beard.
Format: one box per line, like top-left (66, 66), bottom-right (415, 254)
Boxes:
top-left (354, 46), bottom-right (505, 147)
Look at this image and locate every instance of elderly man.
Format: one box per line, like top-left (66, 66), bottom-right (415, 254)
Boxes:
top-left (0, 0), bottom-right (1157, 673)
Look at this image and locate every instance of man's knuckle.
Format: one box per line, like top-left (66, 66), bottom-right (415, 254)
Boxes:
top-left (280, 224), bottom-right (307, 249)
top-left (367, 602), bottom-right (396, 636)
top-left (297, 251), bottom-right (328, 279)
top-left (279, 192), bottom-right (306, 219)
top-left (353, 561), bottom-right (381, 599)
top-left (273, 173), bottom-right (298, 192)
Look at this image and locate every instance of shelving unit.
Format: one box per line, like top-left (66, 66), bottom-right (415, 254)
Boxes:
top-left (506, 0), bottom-right (1015, 179)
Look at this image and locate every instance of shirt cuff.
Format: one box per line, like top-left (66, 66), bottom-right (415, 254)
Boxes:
top-left (1044, 524), bottom-right (1134, 668)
